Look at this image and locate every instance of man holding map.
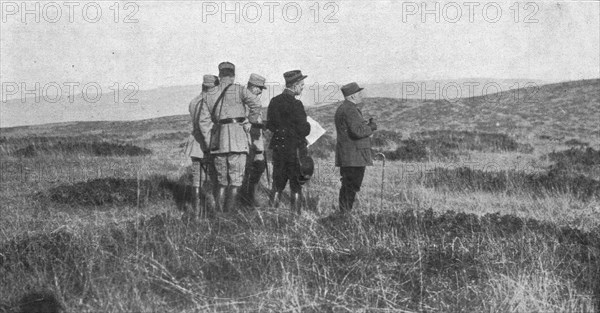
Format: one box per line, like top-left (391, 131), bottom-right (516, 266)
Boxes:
top-left (266, 70), bottom-right (311, 214)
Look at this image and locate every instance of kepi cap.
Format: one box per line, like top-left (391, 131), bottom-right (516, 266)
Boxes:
top-left (218, 61), bottom-right (235, 76)
top-left (218, 62), bottom-right (235, 71)
top-left (284, 70), bottom-right (307, 85)
top-left (341, 82), bottom-right (364, 97)
top-left (248, 73), bottom-right (267, 90)
top-left (202, 75), bottom-right (219, 88)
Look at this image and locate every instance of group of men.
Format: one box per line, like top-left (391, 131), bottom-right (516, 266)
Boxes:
top-left (185, 61), bottom-right (377, 220)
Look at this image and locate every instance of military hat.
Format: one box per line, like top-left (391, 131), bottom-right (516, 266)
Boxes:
top-left (202, 74), bottom-right (219, 88)
top-left (218, 61), bottom-right (235, 71)
top-left (218, 62), bottom-right (235, 76)
top-left (284, 70), bottom-right (307, 85)
top-left (341, 82), bottom-right (364, 97)
top-left (248, 73), bottom-right (267, 90)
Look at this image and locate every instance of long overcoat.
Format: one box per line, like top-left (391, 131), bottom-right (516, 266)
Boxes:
top-left (266, 89), bottom-right (311, 156)
top-left (334, 100), bottom-right (373, 167)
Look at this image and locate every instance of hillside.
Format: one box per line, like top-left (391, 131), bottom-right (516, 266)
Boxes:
top-left (307, 79), bottom-right (600, 140)
top-left (0, 79), bottom-right (545, 128)
top-left (1, 79), bottom-right (598, 142)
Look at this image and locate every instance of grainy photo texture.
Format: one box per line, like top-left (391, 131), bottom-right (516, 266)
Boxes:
top-left (1, 1), bottom-right (599, 312)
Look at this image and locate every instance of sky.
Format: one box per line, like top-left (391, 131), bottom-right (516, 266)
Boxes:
top-left (0, 0), bottom-right (599, 125)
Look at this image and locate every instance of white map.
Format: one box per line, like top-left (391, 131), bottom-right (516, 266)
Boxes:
top-left (306, 116), bottom-right (326, 147)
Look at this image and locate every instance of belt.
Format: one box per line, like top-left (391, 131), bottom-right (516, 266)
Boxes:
top-left (218, 117), bottom-right (246, 124)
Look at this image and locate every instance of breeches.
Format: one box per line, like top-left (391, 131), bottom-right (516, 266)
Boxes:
top-left (191, 157), bottom-right (216, 188)
top-left (213, 153), bottom-right (247, 187)
top-left (272, 150), bottom-right (301, 193)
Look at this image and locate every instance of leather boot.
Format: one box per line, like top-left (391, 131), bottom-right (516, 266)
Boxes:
top-left (246, 160), bottom-right (266, 207)
top-left (270, 190), bottom-right (282, 208)
top-left (191, 187), bottom-right (200, 220)
top-left (215, 186), bottom-right (227, 213)
top-left (290, 191), bottom-right (303, 215)
top-left (225, 186), bottom-right (241, 213)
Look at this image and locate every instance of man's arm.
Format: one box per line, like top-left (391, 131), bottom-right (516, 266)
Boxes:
top-left (291, 100), bottom-right (311, 137)
top-left (266, 99), bottom-right (278, 132)
top-left (346, 107), bottom-right (373, 139)
top-left (197, 97), bottom-right (213, 148)
top-left (240, 86), bottom-right (261, 124)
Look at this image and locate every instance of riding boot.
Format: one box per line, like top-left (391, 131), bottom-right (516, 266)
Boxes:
top-left (215, 186), bottom-right (227, 213)
top-left (225, 186), bottom-right (241, 213)
top-left (270, 190), bottom-right (282, 208)
top-left (290, 191), bottom-right (303, 215)
top-left (246, 160), bottom-right (266, 207)
top-left (191, 187), bottom-right (200, 220)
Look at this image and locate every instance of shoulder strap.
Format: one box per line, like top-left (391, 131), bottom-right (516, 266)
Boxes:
top-left (211, 84), bottom-right (233, 122)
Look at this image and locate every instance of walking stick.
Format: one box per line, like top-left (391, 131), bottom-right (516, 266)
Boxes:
top-left (375, 153), bottom-right (386, 209)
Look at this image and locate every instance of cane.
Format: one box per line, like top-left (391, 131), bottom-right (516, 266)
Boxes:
top-left (374, 153), bottom-right (386, 209)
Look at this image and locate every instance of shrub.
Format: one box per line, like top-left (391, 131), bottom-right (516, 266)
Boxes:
top-left (414, 130), bottom-right (526, 152)
top-left (423, 166), bottom-right (600, 200)
top-left (564, 139), bottom-right (589, 147)
top-left (309, 133), bottom-right (336, 159)
top-left (13, 141), bottom-right (152, 157)
top-left (371, 130), bottom-right (402, 147)
top-left (46, 176), bottom-right (175, 206)
top-left (547, 147), bottom-right (600, 167)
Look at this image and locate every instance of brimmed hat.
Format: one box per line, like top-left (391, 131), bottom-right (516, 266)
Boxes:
top-left (248, 73), bottom-right (267, 90)
top-left (284, 70), bottom-right (307, 85)
top-left (341, 82), bottom-right (364, 97)
top-left (202, 75), bottom-right (219, 88)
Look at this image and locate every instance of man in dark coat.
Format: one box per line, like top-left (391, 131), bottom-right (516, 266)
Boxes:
top-left (334, 82), bottom-right (377, 213)
top-left (266, 70), bottom-right (311, 214)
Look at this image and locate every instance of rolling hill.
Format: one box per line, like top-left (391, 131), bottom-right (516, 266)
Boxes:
top-left (1, 79), bottom-right (598, 143)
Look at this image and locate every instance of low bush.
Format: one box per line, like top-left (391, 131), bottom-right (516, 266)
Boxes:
top-left (564, 139), bottom-right (589, 147)
top-left (423, 166), bottom-right (600, 200)
top-left (13, 141), bottom-right (152, 157)
top-left (46, 176), bottom-right (175, 206)
top-left (309, 133), bottom-right (336, 159)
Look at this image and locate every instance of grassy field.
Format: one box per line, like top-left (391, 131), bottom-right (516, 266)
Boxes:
top-left (1, 80), bottom-right (599, 312)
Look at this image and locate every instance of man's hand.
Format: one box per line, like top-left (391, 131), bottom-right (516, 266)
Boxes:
top-left (368, 118), bottom-right (378, 131)
top-left (242, 122), bottom-right (252, 133)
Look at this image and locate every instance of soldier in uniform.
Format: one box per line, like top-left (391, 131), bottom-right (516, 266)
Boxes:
top-left (242, 73), bottom-right (268, 207)
top-left (266, 70), bottom-right (311, 214)
top-left (198, 62), bottom-right (262, 212)
top-left (334, 82), bottom-right (377, 213)
top-left (185, 74), bottom-right (219, 219)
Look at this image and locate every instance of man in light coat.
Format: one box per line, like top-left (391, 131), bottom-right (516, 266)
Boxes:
top-left (334, 82), bottom-right (377, 213)
top-left (198, 62), bottom-right (262, 212)
top-left (242, 73), bottom-right (268, 207)
top-left (185, 74), bottom-right (219, 218)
